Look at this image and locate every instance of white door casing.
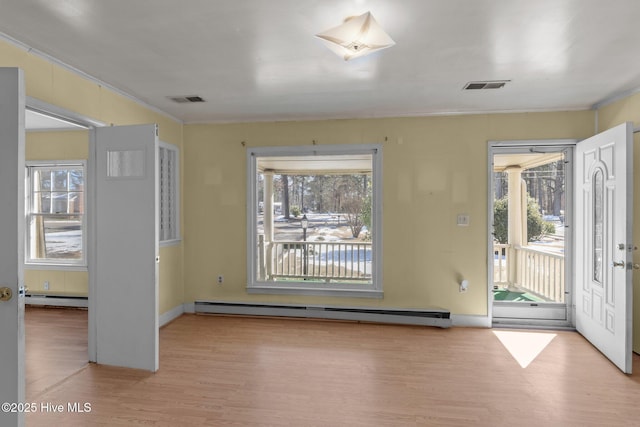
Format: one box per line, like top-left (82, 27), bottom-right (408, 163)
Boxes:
top-left (95, 124), bottom-right (159, 371)
top-left (575, 122), bottom-right (633, 373)
top-left (0, 68), bottom-right (26, 427)
top-left (489, 143), bottom-right (573, 324)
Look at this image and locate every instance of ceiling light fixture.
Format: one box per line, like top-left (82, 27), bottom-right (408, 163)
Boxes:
top-left (316, 11), bottom-right (395, 61)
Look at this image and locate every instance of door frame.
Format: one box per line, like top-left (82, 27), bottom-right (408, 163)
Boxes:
top-left (25, 99), bottom-right (161, 368)
top-left (25, 97), bottom-right (104, 362)
top-left (487, 139), bottom-right (577, 327)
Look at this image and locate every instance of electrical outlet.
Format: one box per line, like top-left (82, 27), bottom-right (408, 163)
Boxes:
top-left (44, 281), bottom-right (50, 290)
top-left (217, 275), bottom-right (224, 284)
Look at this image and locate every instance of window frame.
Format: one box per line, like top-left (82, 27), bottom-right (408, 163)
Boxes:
top-left (159, 141), bottom-right (181, 246)
top-left (246, 144), bottom-right (383, 298)
top-left (25, 160), bottom-right (87, 268)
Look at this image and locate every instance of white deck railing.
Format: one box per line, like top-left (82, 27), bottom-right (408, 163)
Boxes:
top-left (493, 243), bottom-right (565, 303)
top-left (515, 245), bottom-right (565, 303)
top-left (260, 239), bottom-right (372, 282)
top-left (493, 244), bottom-right (510, 286)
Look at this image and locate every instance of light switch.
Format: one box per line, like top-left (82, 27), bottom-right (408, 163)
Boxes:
top-left (457, 214), bottom-right (470, 226)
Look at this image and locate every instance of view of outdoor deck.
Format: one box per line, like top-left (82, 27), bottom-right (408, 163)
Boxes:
top-left (257, 212), bottom-right (372, 283)
top-left (251, 150), bottom-right (377, 289)
top-left (493, 219), bottom-right (565, 303)
top-left (492, 151), bottom-right (566, 305)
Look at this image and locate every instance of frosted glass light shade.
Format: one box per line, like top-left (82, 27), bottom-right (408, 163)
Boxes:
top-left (316, 11), bottom-right (395, 61)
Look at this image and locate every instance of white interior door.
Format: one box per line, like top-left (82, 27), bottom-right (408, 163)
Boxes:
top-left (95, 124), bottom-right (159, 371)
top-left (575, 122), bottom-right (633, 373)
top-left (0, 68), bottom-right (26, 427)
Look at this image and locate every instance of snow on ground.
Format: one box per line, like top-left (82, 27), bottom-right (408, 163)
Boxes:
top-left (270, 212), bottom-right (371, 274)
top-left (43, 229), bottom-right (82, 258)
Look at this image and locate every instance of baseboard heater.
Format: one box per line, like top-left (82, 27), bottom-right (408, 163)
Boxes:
top-left (25, 294), bottom-right (88, 308)
top-left (194, 301), bottom-right (451, 328)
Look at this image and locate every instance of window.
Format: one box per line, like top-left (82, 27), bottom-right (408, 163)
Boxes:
top-left (159, 142), bottom-right (180, 243)
top-left (26, 162), bottom-right (86, 266)
top-left (593, 168), bottom-right (604, 284)
top-left (247, 144), bottom-right (382, 298)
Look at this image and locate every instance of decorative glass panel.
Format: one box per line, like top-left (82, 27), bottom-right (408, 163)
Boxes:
top-left (107, 149), bottom-right (145, 178)
top-left (593, 168), bottom-right (604, 283)
top-left (159, 145), bottom-right (179, 242)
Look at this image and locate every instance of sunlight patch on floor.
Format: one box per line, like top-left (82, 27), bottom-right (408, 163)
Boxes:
top-left (493, 330), bottom-right (557, 368)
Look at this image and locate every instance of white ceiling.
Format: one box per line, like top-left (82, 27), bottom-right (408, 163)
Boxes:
top-left (3, 0), bottom-right (640, 124)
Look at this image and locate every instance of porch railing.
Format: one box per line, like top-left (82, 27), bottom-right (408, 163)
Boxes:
top-left (493, 243), bottom-right (565, 303)
top-left (260, 239), bottom-right (372, 282)
top-left (515, 245), bottom-right (565, 303)
top-left (493, 243), bottom-right (510, 286)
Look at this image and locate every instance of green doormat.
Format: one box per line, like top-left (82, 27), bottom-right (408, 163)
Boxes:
top-left (493, 289), bottom-right (544, 302)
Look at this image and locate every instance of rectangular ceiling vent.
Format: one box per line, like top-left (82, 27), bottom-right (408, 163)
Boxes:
top-left (463, 80), bottom-right (510, 90)
top-left (168, 95), bottom-right (206, 103)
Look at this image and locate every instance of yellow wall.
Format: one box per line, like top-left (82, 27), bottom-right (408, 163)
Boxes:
top-left (24, 269), bottom-right (88, 295)
top-left (26, 130), bottom-right (89, 159)
top-left (183, 111), bottom-right (595, 315)
top-left (0, 38), bottom-right (184, 315)
top-left (596, 94), bottom-right (640, 353)
top-left (159, 243), bottom-right (184, 315)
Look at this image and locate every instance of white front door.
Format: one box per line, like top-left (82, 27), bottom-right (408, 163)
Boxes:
top-left (0, 68), bottom-right (26, 427)
top-left (95, 124), bottom-right (159, 371)
top-left (575, 122), bottom-right (633, 373)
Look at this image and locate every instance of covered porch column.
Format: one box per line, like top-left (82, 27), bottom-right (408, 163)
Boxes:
top-left (505, 165), bottom-right (527, 286)
top-left (262, 171), bottom-right (274, 280)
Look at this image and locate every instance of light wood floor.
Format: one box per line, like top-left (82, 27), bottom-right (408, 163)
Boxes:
top-left (26, 307), bottom-right (88, 398)
top-left (25, 308), bottom-right (640, 427)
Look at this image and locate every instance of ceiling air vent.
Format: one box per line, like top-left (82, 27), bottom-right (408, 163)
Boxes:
top-left (463, 80), bottom-right (510, 90)
top-left (168, 95), bottom-right (206, 103)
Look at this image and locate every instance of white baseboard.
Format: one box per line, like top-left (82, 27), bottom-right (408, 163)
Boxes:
top-left (159, 304), bottom-right (185, 327)
top-left (193, 301), bottom-right (452, 328)
top-left (451, 314), bottom-right (491, 328)
top-left (25, 295), bottom-right (88, 308)
top-left (183, 302), bottom-right (195, 313)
